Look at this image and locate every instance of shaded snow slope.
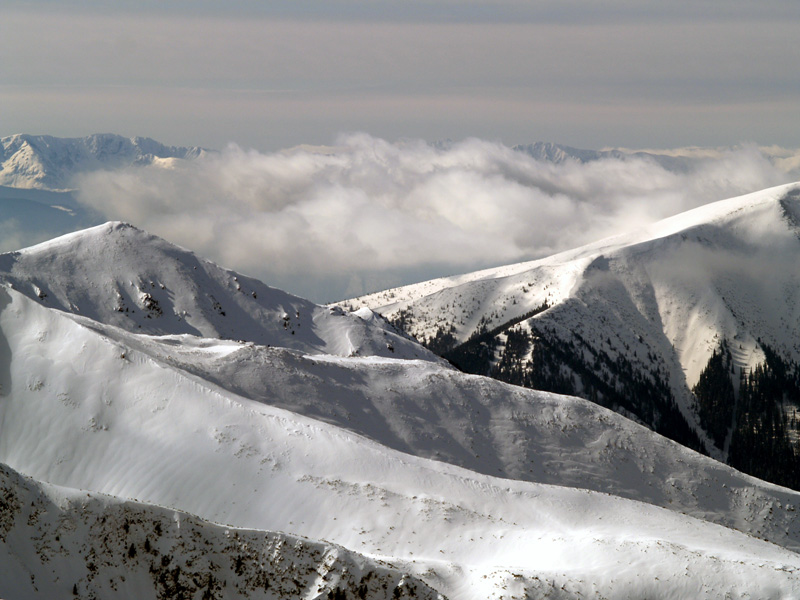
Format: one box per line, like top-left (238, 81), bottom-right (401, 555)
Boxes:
top-left (0, 222), bottom-right (439, 362)
top-left (349, 183), bottom-right (800, 441)
top-left (0, 133), bottom-right (206, 191)
top-left (1, 287), bottom-right (799, 599)
top-left (0, 463), bottom-right (441, 600)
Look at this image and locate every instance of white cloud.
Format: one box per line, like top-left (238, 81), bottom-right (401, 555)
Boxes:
top-left (74, 134), bottom-right (795, 301)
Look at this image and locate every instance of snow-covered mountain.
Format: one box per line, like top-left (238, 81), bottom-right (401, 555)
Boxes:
top-left (1, 284), bottom-right (799, 598)
top-left (346, 183), bottom-right (800, 488)
top-left (0, 222), bottom-right (437, 362)
top-left (0, 463), bottom-right (440, 600)
top-left (66, 302), bottom-right (800, 555)
top-left (0, 133), bottom-right (207, 191)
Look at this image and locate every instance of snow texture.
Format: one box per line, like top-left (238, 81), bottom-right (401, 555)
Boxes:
top-left (0, 463), bottom-right (442, 600)
top-left (0, 283), bottom-right (798, 598)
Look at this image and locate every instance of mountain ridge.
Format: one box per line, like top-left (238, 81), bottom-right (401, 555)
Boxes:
top-left (74, 304), bottom-right (800, 554)
top-left (513, 141), bottom-right (696, 171)
top-left (0, 133), bottom-right (208, 191)
top-left (346, 182), bottom-right (800, 486)
top-left (0, 221), bottom-right (440, 362)
top-left (0, 462), bottom-right (442, 600)
top-left (1, 284), bottom-right (799, 598)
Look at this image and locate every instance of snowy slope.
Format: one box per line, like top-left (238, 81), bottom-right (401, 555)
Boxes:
top-left (0, 133), bottom-right (206, 191)
top-left (349, 183), bottom-right (800, 451)
top-left (77, 312), bottom-right (800, 554)
top-left (0, 463), bottom-right (441, 600)
top-left (0, 222), bottom-right (439, 362)
top-left (1, 286), bottom-right (800, 599)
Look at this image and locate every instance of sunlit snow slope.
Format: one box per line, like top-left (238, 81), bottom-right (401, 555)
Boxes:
top-left (0, 463), bottom-right (441, 600)
top-left (0, 222), bottom-right (438, 362)
top-left (78, 314), bottom-right (800, 554)
top-left (1, 287), bottom-right (800, 599)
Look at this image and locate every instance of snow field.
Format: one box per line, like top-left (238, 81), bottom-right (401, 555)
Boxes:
top-left (1, 286), bottom-right (799, 598)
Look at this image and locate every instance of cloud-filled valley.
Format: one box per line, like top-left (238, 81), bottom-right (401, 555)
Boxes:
top-left (71, 134), bottom-right (797, 301)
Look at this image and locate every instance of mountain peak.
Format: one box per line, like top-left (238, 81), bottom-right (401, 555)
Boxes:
top-left (0, 221), bottom-right (441, 362)
top-left (14, 220), bottom-right (171, 261)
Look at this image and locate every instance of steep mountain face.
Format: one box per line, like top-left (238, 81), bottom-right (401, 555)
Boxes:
top-left (347, 183), bottom-right (800, 488)
top-left (0, 133), bottom-right (206, 190)
top-left (0, 222), bottom-right (437, 362)
top-left (1, 286), bottom-right (799, 599)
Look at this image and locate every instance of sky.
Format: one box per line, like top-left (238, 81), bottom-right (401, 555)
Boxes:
top-left (2, 1), bottom-right (800, 302)
top-left (3, 0), bottom-right (800, 152)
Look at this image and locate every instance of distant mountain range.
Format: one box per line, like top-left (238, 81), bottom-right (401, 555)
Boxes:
top-left (5, 133), bottom-right (798, 193)
top-left (0, 133), bottom-right (207, 191)
top-left (513, 141), bottom-right (698, 171)
top-left (347, 182), bottom-right (800, 489)
top-left (0, 133), bottom-right (210, 252)
top-left (2, 220), bottom-right (800, 597)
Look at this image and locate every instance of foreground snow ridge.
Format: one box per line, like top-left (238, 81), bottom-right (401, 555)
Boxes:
top-left (0, 216), bottom-right (799, 598)
top-left (0, 464), bottom-right (441, 600)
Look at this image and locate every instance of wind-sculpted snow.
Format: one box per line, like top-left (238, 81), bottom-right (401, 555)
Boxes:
top-left (0, 222), bottom-right (439, 362)
top-left (1, 287), bottom-right (799, 599)
top-left (0, 463), bottom-right (442, 600)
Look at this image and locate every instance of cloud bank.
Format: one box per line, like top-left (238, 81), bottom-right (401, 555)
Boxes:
top-left (74, 134), bottom-right (795, 301)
